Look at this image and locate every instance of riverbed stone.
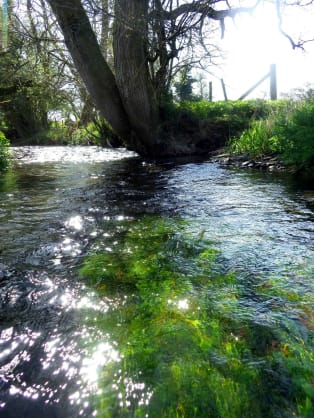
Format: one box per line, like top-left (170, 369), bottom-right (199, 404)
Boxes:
top-left (210, 149), bottom-right (287, 173)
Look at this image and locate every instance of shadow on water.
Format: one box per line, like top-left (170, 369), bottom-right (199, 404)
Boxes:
top-left (0, 147), bottom-right (313, 417)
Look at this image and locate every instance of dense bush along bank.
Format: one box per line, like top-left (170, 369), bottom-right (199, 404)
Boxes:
top-left (227, 100), bottom-right (314, 181)
top-left (0, 131), bottom-right (10, 170)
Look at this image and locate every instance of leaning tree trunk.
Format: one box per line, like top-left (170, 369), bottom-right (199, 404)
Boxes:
top-left (47, 0), bottom-right (131, 143)
top-left (47, 0), bottom-right (162, 155)
top-left (113, 0), bottom-right (160, 155)
top-left (46, 0), bottom-right (203, 157)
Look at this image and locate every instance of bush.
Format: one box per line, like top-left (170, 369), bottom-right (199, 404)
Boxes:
top-left (275, 102), bottom-right (314, 170)
top-left (0, 131), bottom-right (10, 170)
top-left (228, 100), bottom-right (314, 178)
top-left (24, 119), bottom-right (112, 146)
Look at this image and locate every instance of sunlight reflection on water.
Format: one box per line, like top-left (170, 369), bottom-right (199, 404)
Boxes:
top-left (65, 215), bottom-right (84, 231)
top-left (0, 147), bottom-right (313, 417)
top-left (81, 342), bottom-right (120, 388)
top-left (12, 146), bottom-right (136, 164)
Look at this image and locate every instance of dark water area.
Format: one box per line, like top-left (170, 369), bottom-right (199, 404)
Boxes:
top-left (0, 146), bottom-right (313, 417)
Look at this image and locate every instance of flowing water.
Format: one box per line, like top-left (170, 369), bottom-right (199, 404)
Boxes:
top-left (0, 146), bottom-right (313, 418)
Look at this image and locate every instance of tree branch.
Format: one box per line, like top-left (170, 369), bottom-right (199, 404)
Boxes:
top-left (276, 0), bottom-right (309, 49)
top-left (154, 0), bottom-right (262, 22)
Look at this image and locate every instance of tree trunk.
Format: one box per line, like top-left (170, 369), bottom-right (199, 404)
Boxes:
top-left (46, 0), bottom-right (210, 157)
top-left (47, 0), bottom-right (131, 143)
top-left (100, 0), bottom-right (109, 60)
top-left (113, 0), bottom-right (159, 155)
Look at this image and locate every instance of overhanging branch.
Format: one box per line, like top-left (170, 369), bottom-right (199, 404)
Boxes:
top-left (276, 0), bottom-right (313, 49)
top-left (153, 0), bottom-right (262, 22)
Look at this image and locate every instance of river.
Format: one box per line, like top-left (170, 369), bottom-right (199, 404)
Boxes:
top-left (0, 146), bottom-right (313, 417)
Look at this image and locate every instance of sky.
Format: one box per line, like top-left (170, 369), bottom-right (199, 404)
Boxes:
top-left (206, 1), bottom-right (314, 101)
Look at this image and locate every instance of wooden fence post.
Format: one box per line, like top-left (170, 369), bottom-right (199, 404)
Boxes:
top-left (221, 79), bottom-right (228, 101)
top-left (270, 64), bottom-right (277, 100)
top-left (208, 81), bottom-right (213, 102)
top-left (238, 64), bottom-right (277, 101)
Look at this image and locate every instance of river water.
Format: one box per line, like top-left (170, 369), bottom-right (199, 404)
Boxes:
top-left (0, 146), bottom-right (313, 417)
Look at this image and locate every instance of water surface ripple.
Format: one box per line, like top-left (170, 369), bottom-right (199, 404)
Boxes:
top-left (0, 146), bottom-right (313, 417)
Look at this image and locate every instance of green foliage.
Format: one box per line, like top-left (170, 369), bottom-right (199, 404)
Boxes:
top-left (228, 100), bottom-right (314, 178)
top-left (228, 101), bottom-right (294, 157)
top-left (82, 118), bottom-right (121, 147)
top-left (79, 216), bottom-right (314, 417)
top-left (228, 114), bottom-right (280, 157)
top-left (160, 99), bottom-right (277, 149)
top-left (0, 13), bottom-right (77, 141)
top-left (275, 102), bottom-right (314, 171)
top-left (0, 130), bottom-right (10, 170)
top-left (174, 67), bottom-right (197, 102)
top-left (177, 99), bottom-right (271, 120)
top-left (23, 119), bottom-right (114, 146)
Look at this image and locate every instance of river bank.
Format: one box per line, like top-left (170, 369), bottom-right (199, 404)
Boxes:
top-left (210, 149), bottom-right (287, 172)
top-left (209, 149), bottom-right (314, 187)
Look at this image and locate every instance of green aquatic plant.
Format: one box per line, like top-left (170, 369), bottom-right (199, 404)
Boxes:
top-left (80, 216), bottom-right (314, 417)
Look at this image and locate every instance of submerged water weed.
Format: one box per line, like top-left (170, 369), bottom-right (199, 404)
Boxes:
top-left (80, 216), bottom-right (314, 417)
top-left (256, 273), bottom-right (314, 417)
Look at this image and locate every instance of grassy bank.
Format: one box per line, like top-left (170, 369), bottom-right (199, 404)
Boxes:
top-left (177, 98), bottom-right (314, 181)
top-left (9, 119), bottom-right (117, 147)
top-left (228, 100), bottom-right (314, 181)
top-left (5, 100), bottom-right (274, 149)
top-left (161, 99), bottom-right (275, 151)
top-left (5, 99), bottom-right (314, 181)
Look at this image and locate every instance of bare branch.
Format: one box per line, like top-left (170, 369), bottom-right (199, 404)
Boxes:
top-left (276, 0), bottom-right (308, 49)
top-left (154, 0), bottom-right (262, 22)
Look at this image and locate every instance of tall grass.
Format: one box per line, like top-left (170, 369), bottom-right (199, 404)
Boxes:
top-left (229, 100), bottom-right (314, 177)
top-left (276, 102), bottom-right (314, 170)
top-left (228, 102), bottom-right (295, 157)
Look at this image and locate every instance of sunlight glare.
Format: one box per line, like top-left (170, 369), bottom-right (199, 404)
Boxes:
top-left (215, 1), bottom-right (314, 99)
top-left (81, 342), bottom-right (121, 388)
top-left (177, 299), bottom-right (189, 310)
top-left (65, 215), bottom-right (84, 231)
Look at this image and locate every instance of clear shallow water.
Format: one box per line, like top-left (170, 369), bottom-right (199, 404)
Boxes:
top-left (0, 146), bottom-right (313, 417)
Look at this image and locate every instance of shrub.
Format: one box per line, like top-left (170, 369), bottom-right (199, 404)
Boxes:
top-left (228, 100), bottom-right (314, 178)
top-left (275, 102), bottom-right (314, 170)
top-left (228, 114), bottom-right (280, 157)
top-left (0, 131), bottom-right (10, 170)
top-left (25, 120), bottom-right (110, 146)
